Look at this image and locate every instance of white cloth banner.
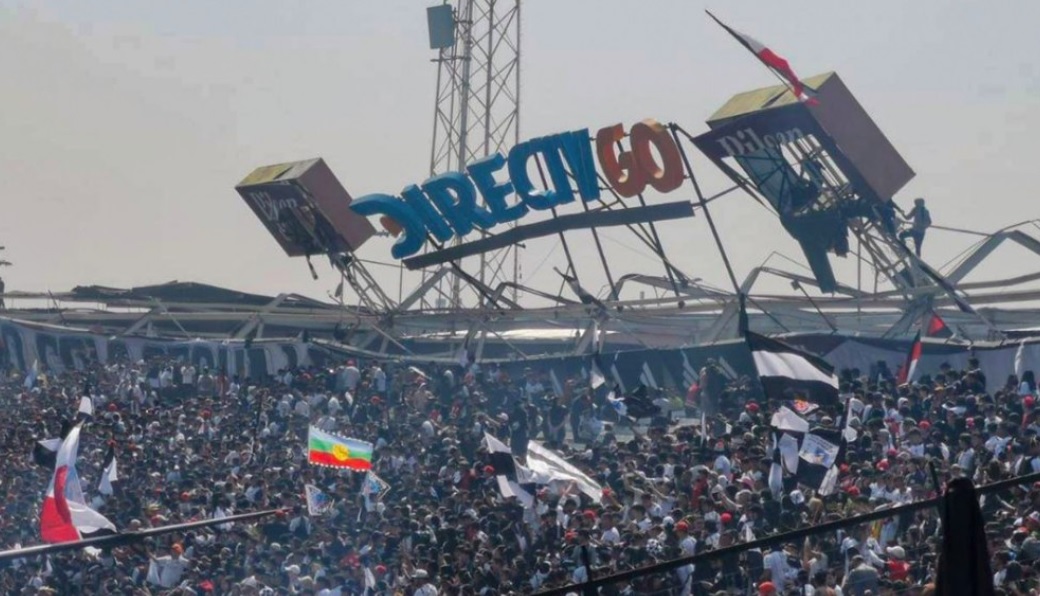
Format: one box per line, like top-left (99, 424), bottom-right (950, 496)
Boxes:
top-left (799, 434), bottom-right (839, 468)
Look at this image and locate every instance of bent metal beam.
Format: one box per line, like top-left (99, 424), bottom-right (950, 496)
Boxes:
top-left (402, 201), bottom-right (695, 270)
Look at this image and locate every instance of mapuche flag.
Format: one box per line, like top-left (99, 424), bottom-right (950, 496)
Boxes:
top-left (307, 426), bottom-right (373, 471)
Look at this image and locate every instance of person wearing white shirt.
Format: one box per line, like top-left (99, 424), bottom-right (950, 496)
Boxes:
top-left (343, 362), bottom-right (361, 392)
top-left (600, 514), bottom-right (621, 545)
top-left (763, 545), bottom-right (793, 592)
top-left (985, 426), bottom-right (1012, 457)
top-left (327, 395), bottom-right (341, 416)
top-left (294, 398), bottom-right (310, 418)
top-left (148, 545), bottom-right (190, 589)
top-left (372, 365), bottom-right (387, 393)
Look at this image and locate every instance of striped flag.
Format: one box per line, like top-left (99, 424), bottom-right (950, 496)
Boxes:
top-left (747, 332), bottom-right (839, 404)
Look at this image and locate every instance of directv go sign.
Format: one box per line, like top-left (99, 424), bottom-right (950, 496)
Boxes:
top-left (350, 119), bottom-right (690, 264)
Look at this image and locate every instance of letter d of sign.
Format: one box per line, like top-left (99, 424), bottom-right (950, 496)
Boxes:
top-left (350, 194), bottom-right (428, 259)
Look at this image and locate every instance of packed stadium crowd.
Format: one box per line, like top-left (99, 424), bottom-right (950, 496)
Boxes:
top-left (0, 351), bottom-right (1038, 595)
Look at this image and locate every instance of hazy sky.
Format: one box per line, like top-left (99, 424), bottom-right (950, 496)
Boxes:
top-left (2, 1), bottom-right (1038, 307)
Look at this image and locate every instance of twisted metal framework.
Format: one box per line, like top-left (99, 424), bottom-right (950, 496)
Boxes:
top-left (427, 0), bottom-right (522, 309)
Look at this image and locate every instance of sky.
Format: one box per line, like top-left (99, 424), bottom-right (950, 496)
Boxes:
top-left (1, 1), bottom-right (1039, 308)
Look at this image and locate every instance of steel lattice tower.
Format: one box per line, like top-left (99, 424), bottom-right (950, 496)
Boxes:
top-left (427, 0), bottom-right (521, 309)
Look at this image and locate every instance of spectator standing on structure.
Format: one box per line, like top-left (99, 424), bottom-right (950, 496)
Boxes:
top-left (898, 197), bottom-right (932, 256)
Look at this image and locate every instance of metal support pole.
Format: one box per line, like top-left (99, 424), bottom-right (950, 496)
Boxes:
top-left (616, 139), bottom-right (682, 298)
top-left (669, 124), bottom-right (741, 297)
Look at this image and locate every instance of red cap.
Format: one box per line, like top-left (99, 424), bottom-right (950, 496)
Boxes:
top-left (565, 530), bottom-right (578, 542)
top-left (1026, 396), bottom-right (1036, 408)
top-left (483, 465), bottom-right (495, 475)
top-left (918, 420), bottom-right (931, 430)
top-left (583, 510), bottom-right (597, 520)
top-left (375, 565), bottom-right (388, 575)
top-left (746, 402), bottom-right (760, 413)
top-left (886, 448), bottom-right (898, 457)
top-left (847, 486), bottom-right (861, 497)
top-left (601, 488), bottom-right (612, 498)
top-left (758, 581), bottom-right (777, 595)
top-left (676, 520), bottom-right (690, 532)
top-left (720, 512), bottom-right (733, 525)
top-left (877, 460), bottom-right (890, 472)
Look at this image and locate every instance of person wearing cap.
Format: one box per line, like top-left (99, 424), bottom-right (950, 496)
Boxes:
top-left (147, 543), bottom-right (191, 589)
top-left (410, 568), bottom-right (437, 596)
top-left (885, 545), bottom-right (910, 581)
top-left (843, 554), bottom-right (880, 596)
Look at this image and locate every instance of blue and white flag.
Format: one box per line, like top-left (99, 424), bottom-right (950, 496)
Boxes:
top-left (305, 484), bottom-right (334, 517)
top-left (360, 471), bottom-right (390, 499)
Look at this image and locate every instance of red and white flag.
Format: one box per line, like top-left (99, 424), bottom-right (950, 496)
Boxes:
top-left (897, 332), bottom-right (923, 385)
top-left (40, 424), bottom-right (116, 543)
top-left (707, 12), bottom-right (818, 105)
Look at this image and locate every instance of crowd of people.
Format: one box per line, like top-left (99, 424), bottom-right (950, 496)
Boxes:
top-left (0, 351), bottom-right (1038, 595)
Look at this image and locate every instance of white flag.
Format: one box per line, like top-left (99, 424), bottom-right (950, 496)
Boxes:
top-left (457, 345), bottom-right (470, 368)
top-left (98, 455), bottom-right (117, 496)
top-left (1015, 339), bottom-right (1027, 379)
top-left (590, 360), bottom-right (606, 389)
top-left (24, 360), bottom-right (39, 390)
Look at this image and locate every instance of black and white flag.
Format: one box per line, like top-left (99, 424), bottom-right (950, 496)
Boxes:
top-left (484, 433), bottom-right (535, 507)
top-left (98, 444), bottom-right (117, 496)
top-left (769, 407), bottom-right (845, 495)
top-left (747, 332), bottom-right (839, 405)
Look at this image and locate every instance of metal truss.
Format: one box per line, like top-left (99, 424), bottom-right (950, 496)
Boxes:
top-left (427, 0), bottom-right (522, 309)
